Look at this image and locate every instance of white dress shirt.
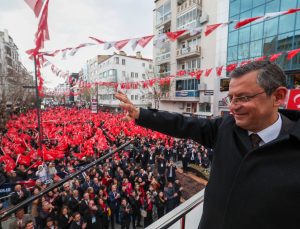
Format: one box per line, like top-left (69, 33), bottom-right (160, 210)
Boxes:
top-left (248, 114), bottom-right (282, 146)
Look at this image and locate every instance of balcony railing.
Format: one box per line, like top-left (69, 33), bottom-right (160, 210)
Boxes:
top-left (176, 46), bottom-right (201, 60)
top-left (156, 12), bottom-right (171, 27)
top-left (157, 71), bottom-right (171, 78)
top-left (146, 189), bottom-right (205, 229)
top-left (156, 52), bottom-right (171, 64)
top-left (177, 0), bottom-right (202, 14)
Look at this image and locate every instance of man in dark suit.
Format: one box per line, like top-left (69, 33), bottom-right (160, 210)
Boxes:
top-left (69, 212), bottom-right (86, 229)
top-left (116, 61), bottom-right (300, 229)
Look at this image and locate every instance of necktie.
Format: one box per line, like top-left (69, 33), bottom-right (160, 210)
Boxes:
top-left (249, 133), bottom-right (262, 149)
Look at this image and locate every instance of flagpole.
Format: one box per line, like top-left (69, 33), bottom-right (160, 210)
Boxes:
top-left (33, 55), bottom-right (43, 160)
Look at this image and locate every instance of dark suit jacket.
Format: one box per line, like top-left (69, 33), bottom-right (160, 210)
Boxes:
top-left (136, 108), bottom-right (300, 229)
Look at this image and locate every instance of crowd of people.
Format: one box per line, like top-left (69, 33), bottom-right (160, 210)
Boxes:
top-left (0, 107), bottom-right (211, 229)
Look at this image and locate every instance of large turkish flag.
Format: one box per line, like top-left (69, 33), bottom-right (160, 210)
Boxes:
top-left (287, 89), bottom-right (300, 110)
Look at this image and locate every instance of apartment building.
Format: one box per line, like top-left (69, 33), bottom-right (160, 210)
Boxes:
top-left (0, 29), bottom-right (34, 105)
top-left (87, 51), bottom-right (154, 111)
top-left (153, 0), bottom-right (221, 118)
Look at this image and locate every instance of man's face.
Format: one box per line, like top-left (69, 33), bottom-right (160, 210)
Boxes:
top-left (229, 71), bottom-right (278, 132)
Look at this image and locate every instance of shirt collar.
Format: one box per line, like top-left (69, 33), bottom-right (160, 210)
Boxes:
top-left (248, 114), bottom-right (282, 145)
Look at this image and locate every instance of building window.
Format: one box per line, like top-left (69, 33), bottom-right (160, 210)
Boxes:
top-left (135, 95), bottom-right (138, 100)
top-left (199, 103), bottom-right (211, 112)
top-left (142, 74), bottom-right (146, 78)
top-left (115, 57), bottom-right (119, 64)
top-left (135, 73), bottom-right (138, 78)
top-left (122, 71), bottom-right (126, 77)
top-left (122, 59), bottom-right (126, 65)
top-left (131, 95), bottom-right (134, 100)
top-left (142, 63), bottom-right (145, 67)
top-left (131, 72), bottom-right (134, 78)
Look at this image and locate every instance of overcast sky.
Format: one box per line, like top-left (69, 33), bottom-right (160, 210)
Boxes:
top-left (0, 0), bottom-right (155, 88)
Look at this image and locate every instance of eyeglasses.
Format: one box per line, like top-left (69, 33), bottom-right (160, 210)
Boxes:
top-left (224, 91), bottom-right (265, 105)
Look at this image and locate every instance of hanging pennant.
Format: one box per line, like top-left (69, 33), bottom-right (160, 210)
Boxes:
top-left (287, 48), bottom-right (300, 60)
top-left (114, 39), bottom-right (130, 50)
top-left (166, 30), bottom-right (186, 41)
top-left (205, 23), bottom-right (223, 36)
top-left (216, 66), bottom-right (223, 76)
top-left (269, 53), bottom-right (283, 62)
top-left (205, 68), bottom-right (213, 77)
top-left (131, 38), bottom-right (139, 51)
top-left (138, 35), bottom-right (155, 48)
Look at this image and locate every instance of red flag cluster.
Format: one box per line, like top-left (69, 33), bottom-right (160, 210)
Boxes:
top-left (1, 107), bottom-right (174, 171)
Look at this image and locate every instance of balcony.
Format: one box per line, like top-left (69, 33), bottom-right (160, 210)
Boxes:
top-left (155, 52), bottom-right (171, 65)
top-left (199, 95), bottom-right (211, 103)
top-left (177, 0), bottom-right (202, 15)
top-left (176, 46), bottom-right (201, 60)
top-left (157, 71), bottom-right (171, 78)
top-left (156, 12), bottom-right (171, 28)
top-left (175, 90), bottom-right (200, 102)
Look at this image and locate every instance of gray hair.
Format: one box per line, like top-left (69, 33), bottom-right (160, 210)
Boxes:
top-left (230, 61), bottom-right (287, 96)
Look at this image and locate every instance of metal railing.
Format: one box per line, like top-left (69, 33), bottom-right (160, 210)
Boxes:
top-left (146, 189), bottom-right (205, 229)
top-left (0, 140), bottom-right (132, 220)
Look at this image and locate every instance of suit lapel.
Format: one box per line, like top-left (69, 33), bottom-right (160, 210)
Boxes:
top-left (279, 114), bottom-right (295, 137)
top-left (233, 124), bottom-right (252, 156)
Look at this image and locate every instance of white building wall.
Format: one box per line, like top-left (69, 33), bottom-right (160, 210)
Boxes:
top-left (88, 53), bottom-right (153, 109)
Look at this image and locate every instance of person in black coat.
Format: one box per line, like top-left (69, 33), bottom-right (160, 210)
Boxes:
top-left (69, 212), bottom-right (86, 229)
top-left (155, 191), bottom-right (165, 219)
top-left (116, 61), bottom-right (300, 229)
top-left (119, 198), bottom-right (132, 229)
top-left (83, 200), bottom-right (100, 229)
top-left (166, 159), bottom-right (176, 183)
top-left (181, 148), bottom-right (189, 172)
top-left (57, 206), bottom-right (73, 229)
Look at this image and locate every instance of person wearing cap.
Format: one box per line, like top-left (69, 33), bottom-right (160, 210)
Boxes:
top-left (116, 61), bottom-right (300, 229)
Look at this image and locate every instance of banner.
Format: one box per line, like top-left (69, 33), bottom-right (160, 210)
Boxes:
top-left (287, 89), bottom-right (300, 110)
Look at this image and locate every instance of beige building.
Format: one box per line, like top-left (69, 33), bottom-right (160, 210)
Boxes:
top-left (153, 0), bottom-right (226, 118)
top-left (0, 29), bottom-right (34, 107)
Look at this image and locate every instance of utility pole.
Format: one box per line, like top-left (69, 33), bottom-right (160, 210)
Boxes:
top-left (33, 56), bottom-right (43, 158)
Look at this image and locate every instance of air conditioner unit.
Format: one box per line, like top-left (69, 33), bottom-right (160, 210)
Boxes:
top-left (198, 83), bottom-right (207, 90)
top-left (200, 13), bottom-right (209, 24)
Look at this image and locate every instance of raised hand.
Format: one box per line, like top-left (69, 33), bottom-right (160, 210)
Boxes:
top-left (115, 91), bottom-right (140, 121)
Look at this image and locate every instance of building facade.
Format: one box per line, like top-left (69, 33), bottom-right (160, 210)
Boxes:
top-left (227, 0), bottom-right (300, 87)
top-left (0, 29), bottom-right (34, 107)
top-left (153, 0), bottom-right (221, 118)
top-left (87, 51), bottom-right (154, 111)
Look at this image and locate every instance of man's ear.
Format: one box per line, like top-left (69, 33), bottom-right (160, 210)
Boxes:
top-left (273, 87), bottom-right (288, 107)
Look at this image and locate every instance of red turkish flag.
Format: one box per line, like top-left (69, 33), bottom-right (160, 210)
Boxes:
top-left (287, 89), bottom-right (300, 110)
top-left (0, 155), bottom-right (16, 172)
top-left (89, 36), bottom-right (105, 44)
top-left (138, 35), bottom-right (154, 48)
top-left (34, 0), bottom-right (49, 50)
top-left (216, 66), bottom-right (223, 76)
top-left (166, 30), bottom-right (186, 41)
top-left (283, 8), bottom-right (300, 15)
top-left (235, 16), bottom-right (262, 29)
top-left (205, 23), bottom-right (223, 36)
top-left (287, 48), bottom-right (300, 60)
top-left (196, 70), bottom-right (203, 80)
top-left (24, 0), bottom-right (44, 17)
top-left (269, 53), bottom-right (283, 62)
top-left (254, 56), bottom-right (267, 62)
top-left (226, 63), bottom-right (238, 72)
top-left (205, 68), bottom-right (213, 77)
top-left (17, 154), bottom-right (31, 166)
top-left (114, 39), bottom-right (130, 50)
